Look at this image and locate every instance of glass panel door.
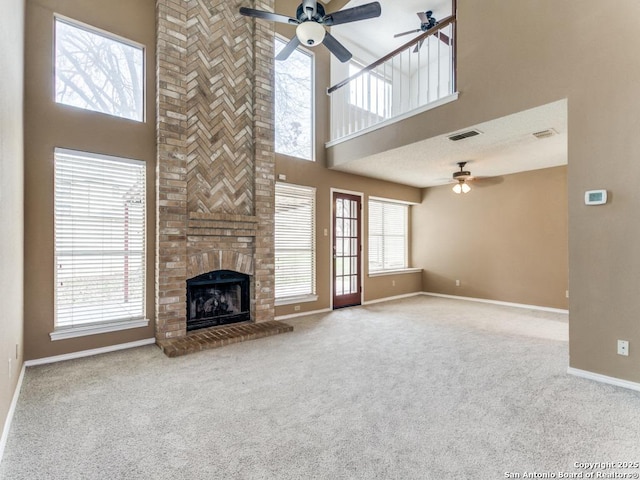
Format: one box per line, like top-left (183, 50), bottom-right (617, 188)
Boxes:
top-left (333, 192), bottom-right (362, 308)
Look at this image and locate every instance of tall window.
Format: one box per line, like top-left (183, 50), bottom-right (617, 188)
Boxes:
top-left (368, 199), bottom-right (408, 272)
top-left (54, 149), bottom-right (146, 331)
top-left (349, 62), bottom-right (392, 118)
top-left (274, 37), bottom-right (314, 161)
top-left (55, 16), bottom-right (144, 122)
top-left (275, 183), bottom-right (316, 302)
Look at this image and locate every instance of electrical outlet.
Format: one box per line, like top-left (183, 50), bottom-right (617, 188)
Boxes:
top-left (294, 305), bottom-right (300, 311)
top-left (392, 280), bottom-right (396, 287)
top-left (455, 279), bottom-right (461, 287)
top-left (617, 340), bottom-right (629, 356)
top-left (565, 290), bottom-right (569, 299)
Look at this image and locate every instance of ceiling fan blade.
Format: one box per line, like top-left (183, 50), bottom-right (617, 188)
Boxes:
top-left (239, 7), bottom-right (299, 25)
top-left (413, 39), bottom-right (424, 53)
top-left (436, 31), bottom-right (451, 45)
top-left (417, 11), bottom-right (430, 23)
top-left (323, 1), bottom-right (381, 26)
top-left (275, 36), bottom-right (301, 61)
top-left (323, 32), bottom-right (352, 63)
top-left (394, 28), bottom-right (421, 38)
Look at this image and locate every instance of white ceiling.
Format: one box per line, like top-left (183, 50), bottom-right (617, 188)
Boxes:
top-left (329, 99), bottom-right (568, 188)
top-left (331, 0), bottom-right (452, 59)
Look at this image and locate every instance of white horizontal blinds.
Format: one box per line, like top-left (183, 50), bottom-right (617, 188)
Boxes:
top-left (275, 183), bottom-right (316, 299)
top-left (54, 148), bottom-right (146, 328)
top-left (368, 200), bottom-right (407, 272)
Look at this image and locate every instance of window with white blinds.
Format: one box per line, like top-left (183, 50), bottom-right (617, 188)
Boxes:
top-left (275, 183), bottom-right (316, 301)
top-left (54, 148), bottom-right (146, 330)
top-left (368, 199), bottom-right (408, 272)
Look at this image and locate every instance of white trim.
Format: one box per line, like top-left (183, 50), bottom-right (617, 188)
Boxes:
top-left (326, 93), bottom-right (459, 148)
top-left (330, 187), bottom-right (364, 197)
top-left (25, 338), bottom-right (156, 367)
top-left (567, 367), bottom-right (640, 392)
top-left (275, 294), bottom-right (319, 307)
top-left (422, 292), bottom-right (569, 314)
top-left (368, 196), bottom-right (419, 206)
top-left (54, 14), bottom-right (146, 50)
top-left (0, 364), bottom-right (26, 466)
top-left (50, 318), bottom-right (150, 341)
top-left (362, 292), bottom-right (422, 306)
top-left (275, 307), bottom-right (332, 321)
top-left (369, 268), bottom-right (422, 277)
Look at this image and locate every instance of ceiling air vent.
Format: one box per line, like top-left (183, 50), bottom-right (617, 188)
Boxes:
top-left (448, 129), bottom-right (482, 142)
top-left (532, 128), bottom-right (557, 139)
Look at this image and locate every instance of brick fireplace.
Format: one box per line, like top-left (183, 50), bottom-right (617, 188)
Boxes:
top-left (155, 0), bottom-right (278, 348)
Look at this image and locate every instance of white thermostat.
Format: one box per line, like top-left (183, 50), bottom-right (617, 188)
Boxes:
top-left (584, 189), bottom-right (607, 205)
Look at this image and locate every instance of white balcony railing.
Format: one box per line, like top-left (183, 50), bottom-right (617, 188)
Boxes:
top-left (328, 16), bottom-right (456, 143)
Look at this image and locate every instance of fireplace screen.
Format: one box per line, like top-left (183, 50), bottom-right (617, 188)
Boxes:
top-left (186, 270), bottom-right (250, 331)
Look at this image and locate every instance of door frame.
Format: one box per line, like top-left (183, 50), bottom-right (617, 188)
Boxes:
top-left (329, 188), bottom-right (364, 309)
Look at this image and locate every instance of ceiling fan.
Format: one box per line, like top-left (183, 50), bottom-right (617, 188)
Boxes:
top-left (394, 10), bottom-right (450, 52)
top-left (452, 162), bottom-right (473, 194)
top-left (239, 0), bottom-right (382, 63)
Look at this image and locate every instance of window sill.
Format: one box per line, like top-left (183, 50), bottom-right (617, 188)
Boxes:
top-left (275, 294), bottom-right (319, 307)
top-left (368, 268), bottom-right (422, 278)
top-left (50, 318), bottom-right (150, 341)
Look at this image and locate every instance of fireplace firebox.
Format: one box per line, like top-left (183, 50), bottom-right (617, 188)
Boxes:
top-left (186, 270), bottom-right (250, 331)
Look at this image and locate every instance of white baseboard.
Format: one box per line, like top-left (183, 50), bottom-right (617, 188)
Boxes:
top-left (275, 308), bottom-right (332, 321)
top-left (362, 292), bottom-right (422, 306)
top-left (0, 363), bottom-right (26, 466)
top-left (24, 338), bottom-right (156, 367)
top-left (567, 367), bottom-right (640, 392)
top-left (422, 292), bottom-right (569, 314)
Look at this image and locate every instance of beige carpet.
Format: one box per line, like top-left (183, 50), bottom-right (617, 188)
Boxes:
top-left (2, 296), bottom-right (639, 479)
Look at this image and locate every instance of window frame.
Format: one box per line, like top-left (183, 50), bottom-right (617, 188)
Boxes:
top-left (368, 197), bottom-right (419, 276)
top-left (348, 59), bottom-right (392, 118)
top-left (53, 14), bottom-right (146, 123)
top-left (274, 182), bottom-right (318, 306)
top-left (51, 147), bottom-right (149, 340)
top-left (274, 34), bottom-right (316, 162)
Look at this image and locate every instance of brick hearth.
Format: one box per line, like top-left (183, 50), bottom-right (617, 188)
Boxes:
top-left (155, 0), bottom-right (278, 352)
top-left (157, 321), bottom-right (293, 357)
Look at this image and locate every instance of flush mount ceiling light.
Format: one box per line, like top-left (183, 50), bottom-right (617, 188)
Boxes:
top-left (452, 161), bottom-right (472, 194)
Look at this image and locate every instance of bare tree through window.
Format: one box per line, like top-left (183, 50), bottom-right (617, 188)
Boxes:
top-left (274, 37), bottom-right (313, 161)
top-left (55, 18), bottom-right (144, 122)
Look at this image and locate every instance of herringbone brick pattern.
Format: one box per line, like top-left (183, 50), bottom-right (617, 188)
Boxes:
top-left (156, 0), bottom-right (276, 343)
top-left (186, 0), bottom-right (254, 216)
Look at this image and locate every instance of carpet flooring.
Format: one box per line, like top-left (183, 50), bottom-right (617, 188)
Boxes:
top-left (2, 296), bottom-right (639, 479)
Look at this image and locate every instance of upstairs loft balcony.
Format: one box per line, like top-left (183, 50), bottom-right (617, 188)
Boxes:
top-left (328, 15), bottom-right (457, 146)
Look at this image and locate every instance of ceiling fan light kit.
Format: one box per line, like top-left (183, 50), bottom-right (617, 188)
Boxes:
top-left (452, 181), bottom-right (471, 194)
top-left (296, 21), bottom-right (326, 46)
top-left (239, 1), bottom-right (382, 62)
top-left (452, 162), bottom-right (472, 194)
